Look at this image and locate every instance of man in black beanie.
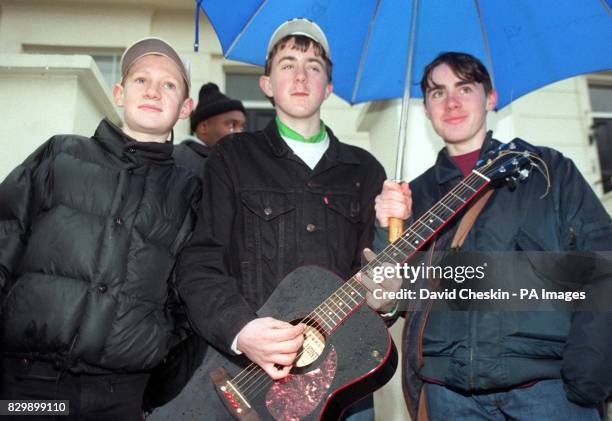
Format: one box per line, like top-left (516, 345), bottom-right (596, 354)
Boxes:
top-left (174, 82), bottom-right (246, 177)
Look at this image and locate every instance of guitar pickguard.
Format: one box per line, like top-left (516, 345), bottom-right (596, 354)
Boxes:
top-left (265, 347), bottom-right (337, 420)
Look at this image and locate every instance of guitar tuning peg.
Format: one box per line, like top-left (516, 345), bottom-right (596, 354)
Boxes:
top-left (518, 169), bottom-right (530, 180)
top-left (509, 142), bottom-right (517, 150)
top-left (506, 176), bottom-right (518, 189)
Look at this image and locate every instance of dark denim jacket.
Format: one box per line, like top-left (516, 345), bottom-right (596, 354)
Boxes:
top-left (178, 120), bottom-right (386, 353)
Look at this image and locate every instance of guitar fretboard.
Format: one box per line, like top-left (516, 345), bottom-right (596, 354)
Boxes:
top-left (308, 170), bottom-right (491, 333)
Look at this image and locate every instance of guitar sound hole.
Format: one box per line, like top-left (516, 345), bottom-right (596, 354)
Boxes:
top-left (295, 325), bottom-right (326, 368)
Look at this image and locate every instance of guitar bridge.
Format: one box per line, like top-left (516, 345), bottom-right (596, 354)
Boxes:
top-left (211, 368), bottom-right (260, 420)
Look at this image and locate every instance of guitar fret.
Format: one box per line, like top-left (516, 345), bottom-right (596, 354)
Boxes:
top-left (320, 301), bottom-right (342, 324)
top-left (439, 201), bottom-right (453, 212)
top-left (427, 211), bottom-right (445, 224)
top-left (449, 191), bottom-right (466, 203)
top-left (407, 228), bottom-right (424, 245)
top-left (329, 292), bottom-right (349, 317)
top-left (416, 218), bottom-right (435, 233)
top-left (396, 237), bottom-right (417, 254)
top-left (310, 308), bottom-right (333, 331)
top-left (344, 281), bottom-right (365, 303)
top-left (338, 285), bottom-right (360, 306)
top-left (462, 181), bottom-right (477, 192)
top-left (384, 243), bottom-right (408, 262)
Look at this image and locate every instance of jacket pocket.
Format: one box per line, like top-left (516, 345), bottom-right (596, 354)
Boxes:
top-left (515, 227), bottom-right (591, 289)
top-left (324, 193), bottom-right (362, 274)
top-left (240, 190), bottom-right (297, 299)
top-left (325, 194), bottom-right (361, 224)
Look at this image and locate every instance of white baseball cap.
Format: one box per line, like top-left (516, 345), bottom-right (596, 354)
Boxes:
top-left (266, 18), bottom-right (331, 59)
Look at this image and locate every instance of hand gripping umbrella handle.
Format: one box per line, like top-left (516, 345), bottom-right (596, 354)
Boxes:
top-left (388, 218), bottom-right (403, 242)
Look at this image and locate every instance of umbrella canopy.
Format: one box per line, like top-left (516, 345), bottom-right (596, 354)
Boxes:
top-left (200, 0), bottom-right (612, 108)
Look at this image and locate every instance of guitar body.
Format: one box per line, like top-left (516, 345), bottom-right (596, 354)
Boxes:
top-left (148, 265), bottom-right (396, 421)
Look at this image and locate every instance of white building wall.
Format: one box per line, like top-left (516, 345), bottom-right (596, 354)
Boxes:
top-left (0, 54), bottom-right (120, 180)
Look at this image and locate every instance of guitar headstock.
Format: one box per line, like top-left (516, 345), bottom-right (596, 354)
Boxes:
top-left (475, 139), bottom-right (541, 186)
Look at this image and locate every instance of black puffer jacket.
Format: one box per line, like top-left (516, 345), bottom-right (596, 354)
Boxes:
top-left (0, 119), bottom-right (201, 374)
top-left (173, 138), bottom-right (210, 180)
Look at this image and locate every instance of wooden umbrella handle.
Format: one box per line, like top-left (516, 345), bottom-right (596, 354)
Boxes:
top-left (388, 217), bottom-right (404, 242)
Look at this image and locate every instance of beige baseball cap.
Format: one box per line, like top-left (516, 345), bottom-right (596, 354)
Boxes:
top-left (120, 37), bottom-right (190, 93)
top-left (266, 18), bottom-right (330, 59)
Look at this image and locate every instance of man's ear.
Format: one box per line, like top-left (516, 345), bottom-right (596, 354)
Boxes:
top-left (486, 89), bottom-right (498, 111)
top-left (195, 120), bottom-right (208, 139)
top-left (178, 97), bottom-right (194, 120)
top-left (112, 84), bottom-right (125, 107)
top-left (324, 82), bottom-right (333, 99)
top-left (259, 75), bottom-right (273, 98)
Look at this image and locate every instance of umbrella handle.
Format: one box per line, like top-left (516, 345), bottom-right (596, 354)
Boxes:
top-left (388, 218), bottom-right (404, 242)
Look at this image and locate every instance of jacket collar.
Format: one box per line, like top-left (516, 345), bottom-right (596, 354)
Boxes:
top-left (262, 119), bottom-right (361, 166)
top-left (434, 131), bottom-right (500, 184)
top-left (94, 118), bottom-right (174, 165)
top-left (181, 139), bottom-right (211, 158)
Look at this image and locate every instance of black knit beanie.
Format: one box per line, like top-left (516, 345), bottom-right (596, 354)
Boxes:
top-left (190, 83), bottom-right (246, 132)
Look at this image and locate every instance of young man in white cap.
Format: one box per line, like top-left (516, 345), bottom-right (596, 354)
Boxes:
top-left (153, 18), bottom-right (399, 420)
top-left (0, 37), bottom-right (200, 420)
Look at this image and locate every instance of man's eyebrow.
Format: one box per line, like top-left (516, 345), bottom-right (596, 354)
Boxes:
top-left (306, 57), bottom-right (324, 65)
top-left (276, 55), bottom-right (298, 63)
top-left (425, 82), bottom-right (444, 93)
top-left (455, 80), bottom-right (475, 87)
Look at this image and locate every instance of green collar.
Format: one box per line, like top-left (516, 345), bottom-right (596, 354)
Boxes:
top-left (275, 117), bottom-right (326, 143)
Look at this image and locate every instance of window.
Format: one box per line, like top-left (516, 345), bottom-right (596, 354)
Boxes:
top-left (589, 83), bottom-right (612, 193)
top-left (226, 72), bottom-right (275, 132)
top-left (89, 53), bottom-right (122, 88)
top-left (23, 45), bottom-right (123, 89)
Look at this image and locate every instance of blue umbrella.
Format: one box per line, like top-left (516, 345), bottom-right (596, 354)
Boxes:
top-left (198, 0), bottom-right (611, 236)
top-left (199, 0), bottom-right (612, 109)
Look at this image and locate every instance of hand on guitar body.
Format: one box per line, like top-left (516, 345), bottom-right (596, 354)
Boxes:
top-left (236, 317), bottom-right (306, 380)
top-left (374, 179), bottom-right (412, 227)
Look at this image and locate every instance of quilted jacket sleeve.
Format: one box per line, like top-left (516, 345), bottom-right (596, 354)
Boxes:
top-left (0, 140), bottom-right (54, 298)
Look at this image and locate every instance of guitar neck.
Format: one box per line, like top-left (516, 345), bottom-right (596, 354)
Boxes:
top-left (311, 170), bottom-right (491, 332)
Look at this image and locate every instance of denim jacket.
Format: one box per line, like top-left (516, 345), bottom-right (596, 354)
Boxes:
top-left (177, 120), bottom-right (386, 353)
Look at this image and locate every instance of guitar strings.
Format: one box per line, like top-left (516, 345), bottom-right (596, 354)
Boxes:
top-left (229, 172), bottom-right (485, 399)
top-left (228, 171), bottom-right (486, 400)
top-left (224, 150), bottom-right (534, 401)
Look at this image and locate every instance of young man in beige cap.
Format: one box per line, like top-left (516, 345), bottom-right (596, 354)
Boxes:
top-left (149, 18), bottom-right (399, 421)
top-left (0, 37), bottom-right (200, 420)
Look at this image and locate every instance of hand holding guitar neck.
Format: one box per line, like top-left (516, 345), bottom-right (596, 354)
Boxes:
top-left (236, 317), bottom-right (305, 380)
top-left (375, 180), bottom-right (412, 241)
top-left (358, 248), bottom-right (403, 313)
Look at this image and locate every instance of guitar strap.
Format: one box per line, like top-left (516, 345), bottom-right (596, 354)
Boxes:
top-left (416, 187), bottom-right (494, 421)
top-left (450, 188), bottom-right (494, 250)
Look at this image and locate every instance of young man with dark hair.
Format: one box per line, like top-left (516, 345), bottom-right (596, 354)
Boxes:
top-left (150, 18), bottom-right (399, 420)
top-left (375, 52), bottom-right (612, 420)
top-left (0, 38), bottom-right (201, 420)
